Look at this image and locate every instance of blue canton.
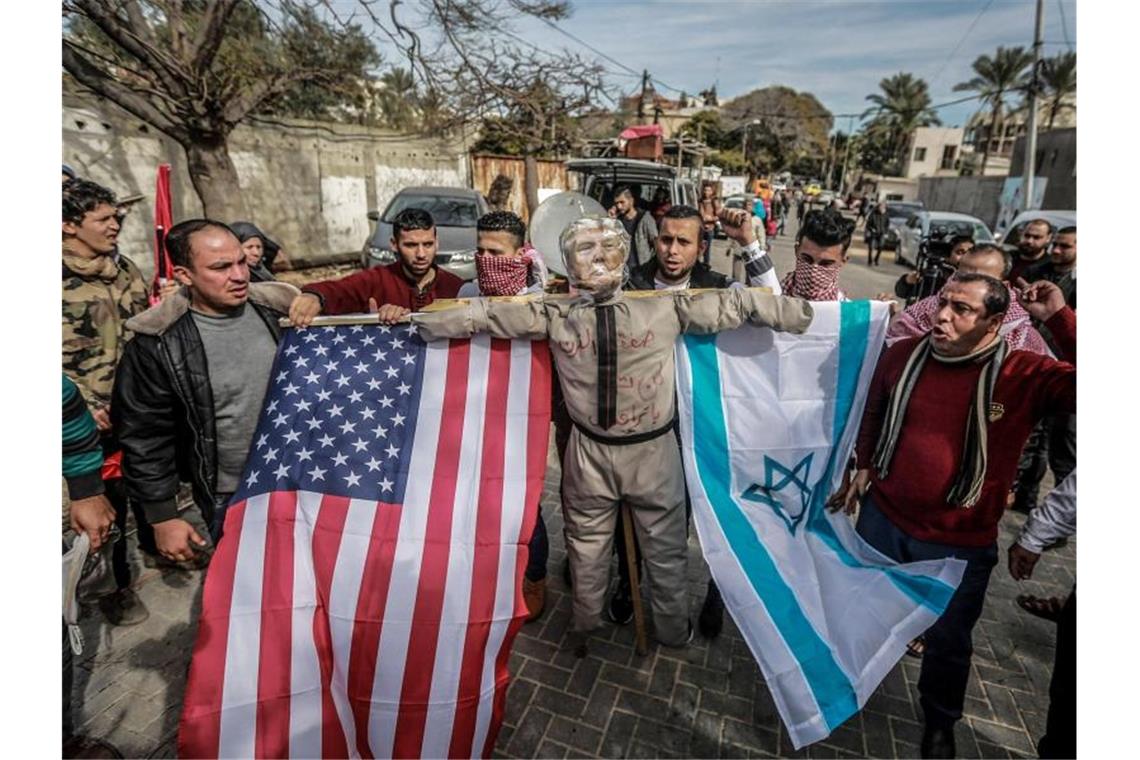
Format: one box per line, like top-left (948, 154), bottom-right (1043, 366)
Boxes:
top-left (232, 323), bottom-right (426, 504)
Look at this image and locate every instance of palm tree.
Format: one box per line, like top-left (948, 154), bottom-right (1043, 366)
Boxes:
top-left (1040, 51), bottom-right (1077, 129)
top-left (862, 72), bottom-right (941, 175)
top-left (376, 68), bottom-right (419, 130)
top-left (954, 46), bottom-right (1033, 174)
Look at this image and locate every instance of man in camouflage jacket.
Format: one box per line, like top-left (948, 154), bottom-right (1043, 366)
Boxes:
top-left (62, 178), bottom-right (155, 626)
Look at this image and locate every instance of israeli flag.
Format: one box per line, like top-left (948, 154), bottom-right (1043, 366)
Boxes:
top-left (676, 300), bottom-right (967, 749)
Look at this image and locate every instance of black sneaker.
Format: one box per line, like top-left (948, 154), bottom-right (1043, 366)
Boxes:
top-left (606, 581), bottom-right (634, 625)
top-left (698, 579), bottom-right (725, 639)
top-left (98, 588), bottom-right (150, 627)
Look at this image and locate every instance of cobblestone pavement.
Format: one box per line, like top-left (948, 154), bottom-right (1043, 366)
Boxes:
top-left (70, 451), bottom-right (1072, 759)
top-left (70, 225), bottom-right (1074, 758)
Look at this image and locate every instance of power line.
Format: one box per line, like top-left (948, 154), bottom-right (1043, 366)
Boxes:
top-left (535, 17), bottom-right (694, 99)
top-left (927, 0), bottom-right (996, 91)
top-left (537, 17), bottom-right (639, 77)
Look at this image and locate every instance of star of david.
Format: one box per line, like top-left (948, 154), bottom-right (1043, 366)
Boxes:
top-left (741, 453), bottom-right (815, 535)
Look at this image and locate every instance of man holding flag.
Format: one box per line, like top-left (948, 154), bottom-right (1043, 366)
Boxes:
top-left (833, 273), bottom-right (1076, 758)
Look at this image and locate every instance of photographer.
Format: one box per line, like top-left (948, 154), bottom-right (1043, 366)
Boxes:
top-left (894, 233), bottom-right (974, 304)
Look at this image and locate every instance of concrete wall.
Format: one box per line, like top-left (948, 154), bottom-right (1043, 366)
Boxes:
top-left (1009, 128), bottom-right (1077, 211)
top-left (917, 175), bottom-right (1007, 228)
top-left (63, 94), bottom-right (471, 279)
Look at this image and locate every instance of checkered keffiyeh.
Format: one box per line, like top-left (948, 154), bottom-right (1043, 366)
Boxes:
top-left (781, 260), bottom-right (842, 301)
top-left (474, 245), bottom-right (547, 297)
top-left (888, 291), bottom-right (1051, 355)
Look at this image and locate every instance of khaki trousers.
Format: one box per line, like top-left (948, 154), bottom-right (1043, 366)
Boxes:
top-left (561, 426), bottom-right (690, 646)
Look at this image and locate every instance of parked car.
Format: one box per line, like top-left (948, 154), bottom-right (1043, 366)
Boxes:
top-left (879, 201), bottom-right (925, 250)
top-left (567, 158), bottom-right (698, 211)
top-left (361, 186), bottom-right (490, 280)
top-left (896, 211), bottom-right (996, 266)
top-left (998, 209), bottom-right (1076, 249)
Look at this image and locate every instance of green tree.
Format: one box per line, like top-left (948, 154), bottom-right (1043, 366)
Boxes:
top-left (862, 72), bottom-right (940, 175)
top-left (63, 0), bottom-right (381, 219)
top-left (1040, 51), bottom-right (1076, 130)
top-left (374, 68), bottom-right (420, 130)
top-left (953, 46), bottom-right (1033, 174)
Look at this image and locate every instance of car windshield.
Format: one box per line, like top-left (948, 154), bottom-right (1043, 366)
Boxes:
top-left (383, 194), bottom-right (479, 227)
top-left (931, 219), bottom-right (994, 242)
top-left (886, 204), bottom-right (923, 221)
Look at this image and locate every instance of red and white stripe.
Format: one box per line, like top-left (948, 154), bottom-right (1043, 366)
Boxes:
top-left (179, 335), bottom-right (551, 758)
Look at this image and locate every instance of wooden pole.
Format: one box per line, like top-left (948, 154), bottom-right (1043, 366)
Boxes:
top-left (621, 502), bottom-right (649, 656)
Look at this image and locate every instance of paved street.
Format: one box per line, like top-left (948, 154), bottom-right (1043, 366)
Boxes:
top-left (68, 221), bottom-right (1074, 758)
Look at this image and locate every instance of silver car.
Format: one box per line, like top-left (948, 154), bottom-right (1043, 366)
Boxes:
top-left (896, 211), bottom-right (995, 267)
top-left (361, 186), bottom-right (490, 281)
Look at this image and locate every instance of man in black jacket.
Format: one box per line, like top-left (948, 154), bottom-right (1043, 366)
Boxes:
top-left (616, 204), bottom-right (784, 638)
top-left (112, 219), bottom-right (298, 562)
top-left (864, 201), bottom-right (891, 266)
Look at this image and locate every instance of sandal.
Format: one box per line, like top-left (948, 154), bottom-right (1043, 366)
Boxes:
top-left (905, 636), bottom-right (925, 658)
top-left (1016, 594), bottom-right (1064, 623)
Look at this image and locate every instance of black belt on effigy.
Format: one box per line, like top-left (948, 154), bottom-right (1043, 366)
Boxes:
top-left (571, 418), bottom-right (676, 446)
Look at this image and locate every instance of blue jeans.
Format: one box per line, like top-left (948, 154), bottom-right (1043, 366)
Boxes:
top-left (856, 496), bottom-right (998, 729)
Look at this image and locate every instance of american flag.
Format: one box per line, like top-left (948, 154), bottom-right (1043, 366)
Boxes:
top-left (179, 322), bottom-right (552, 759)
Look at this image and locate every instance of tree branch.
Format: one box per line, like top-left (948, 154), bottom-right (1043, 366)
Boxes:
top-left (71, 0), bottom-right (191, 99)
top-left (63, 40), bottom-right (189, 143)
top-left (188, 0), bottom-right (242, 77)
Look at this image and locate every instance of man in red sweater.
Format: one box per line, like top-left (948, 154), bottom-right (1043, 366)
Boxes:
top-left (288, 207), bottom-right (464, 326)
top-left (831, 273), bottom-right (1075, 759)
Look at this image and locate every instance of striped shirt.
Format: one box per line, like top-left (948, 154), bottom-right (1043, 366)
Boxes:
top-left (62, 374), bottom-right (104, 500)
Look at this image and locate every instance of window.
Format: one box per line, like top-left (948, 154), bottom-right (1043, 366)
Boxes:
top-left (913, 147), bottom-right (927, 162)
top-left (940, 145), bottom-right (957, 170)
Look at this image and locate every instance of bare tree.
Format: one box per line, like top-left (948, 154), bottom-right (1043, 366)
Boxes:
top-left (63, 0), bottom-right (381, 219)
top-left (338, 0), bottom-right (609, 216)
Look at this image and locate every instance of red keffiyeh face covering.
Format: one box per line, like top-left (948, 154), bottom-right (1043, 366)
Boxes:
top-left (782, 257), bottom-right (841, 300)
top-left (475, 253), bottom-right (529, 296)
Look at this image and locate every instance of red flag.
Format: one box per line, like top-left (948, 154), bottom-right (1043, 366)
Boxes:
top-left (152, 164), bottom-right (173, 303)
top-left (178, 326), bottom-right (552, 758)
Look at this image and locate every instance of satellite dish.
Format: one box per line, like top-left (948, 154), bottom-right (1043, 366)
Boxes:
top-left (528, 191), bottom-right (606, 276)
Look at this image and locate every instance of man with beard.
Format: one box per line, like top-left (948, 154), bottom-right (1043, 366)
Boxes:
top-left (409, 216), bottom-right (813, 650)
top-left (1007, 218), bottom-right (1054, 283)
top-left (781, 208), bottom-right (856, 301)
top-left (288, 208), bottom-right (463, 327)
top-left (1011, 226), bottom-right (1077, 516)
top-left (831, 274), bottom-right (1075, 758)
top-left (886, 244), bottom-right (1051, 355)
top-left (617, 204), bottom-right (782, 638)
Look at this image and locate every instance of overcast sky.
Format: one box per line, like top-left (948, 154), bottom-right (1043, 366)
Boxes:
top-left (510, 0), bottom-right (1077, 132)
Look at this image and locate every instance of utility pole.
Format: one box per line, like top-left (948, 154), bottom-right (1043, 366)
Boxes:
top-left (638, 69), bottom-right (650, 123)
top-left (839, 115), bottom-right (855, 195)
top-left (1023, 0), bottom-right (1045, 211)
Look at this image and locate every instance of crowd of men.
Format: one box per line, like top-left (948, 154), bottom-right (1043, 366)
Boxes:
top-left (61, 169), bottom-right (1075, 759)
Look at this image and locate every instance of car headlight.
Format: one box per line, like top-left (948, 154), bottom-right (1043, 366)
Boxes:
top-left (364, 245), bottom-right (396, 264)
top-left (444, 250), bottom-right (476, 264)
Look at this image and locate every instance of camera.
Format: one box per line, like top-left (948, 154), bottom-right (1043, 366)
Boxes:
top-left (908, 224), bottom-right (958, 305)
